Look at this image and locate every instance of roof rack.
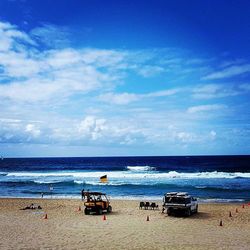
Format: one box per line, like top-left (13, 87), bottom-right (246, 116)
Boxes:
top-left (83, 191), bottom-right (106, 196)
top-left (166, 192), bottom-right (178, 196)
top-left (177, 192), bottom-right (188, 196)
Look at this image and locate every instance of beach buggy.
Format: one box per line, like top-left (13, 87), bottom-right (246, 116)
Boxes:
top-left (83, 191), bottom-right (112, 215)
top-left (163, 192), bottom-right (198, 216)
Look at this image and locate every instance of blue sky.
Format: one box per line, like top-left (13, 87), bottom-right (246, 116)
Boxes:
top-left (0, 0), bottom-right (250, 157)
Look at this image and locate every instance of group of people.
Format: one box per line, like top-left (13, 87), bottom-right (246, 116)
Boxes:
top-left (20, 203), bottom-right (42, 210)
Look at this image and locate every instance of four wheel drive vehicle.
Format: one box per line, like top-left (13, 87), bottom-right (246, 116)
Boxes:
top-left (163, 192), bottom-right (198, 216)
top-left (83, 191), bottom-right (112, 215)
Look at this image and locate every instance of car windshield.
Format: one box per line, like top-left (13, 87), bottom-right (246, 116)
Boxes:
top-left (166, 197), bottom-right (191, 204)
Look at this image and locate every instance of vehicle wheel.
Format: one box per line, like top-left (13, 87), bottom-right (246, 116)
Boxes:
top-left (194, 205), bottom-right (198, 214)
top-left (167, 208), bottom-right (172, 216)
top-left (84, 208), bottom-right (89, 215)
top-left (186, 208), bottom-right (191, 216)
top-left (97, 208), bottom-right (103, 215)
top-left (107, 205), bottom-right (112, 213)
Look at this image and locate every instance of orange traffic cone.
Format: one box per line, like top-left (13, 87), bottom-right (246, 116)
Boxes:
top-left (219, 220), bottom-right (223, 226)
top-left (146, 215), bottom-right (150, 221)
top-left (236, 208), bottom-right (238, 213)
top-left (44, 214), bottom-right (48, 219)
top-left (77, 206), bottom-right (81, 211)
top-left (229, 211), bottom-right (232, 217)
top-left (103, 215), bottom-right (106, 221)
top-left (242, 204), bottom-right (245, 209)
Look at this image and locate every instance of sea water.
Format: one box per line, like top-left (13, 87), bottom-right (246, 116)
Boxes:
top-left (0, 156), bottom-right (250, 202)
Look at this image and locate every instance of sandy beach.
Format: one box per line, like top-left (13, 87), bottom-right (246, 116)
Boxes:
top-left (0, 198), bottom-right (249, 250)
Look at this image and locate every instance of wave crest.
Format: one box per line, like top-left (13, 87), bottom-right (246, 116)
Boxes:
top-left (126, 166), bottom-right (156, 171)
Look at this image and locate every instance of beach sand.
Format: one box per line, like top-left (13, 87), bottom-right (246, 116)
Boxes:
top-left (0, 198), bottom-right (249, 250)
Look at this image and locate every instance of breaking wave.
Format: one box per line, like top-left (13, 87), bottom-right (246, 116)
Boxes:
top-left (126, 166), bottom-right (156, 171)
top-left (4, 170), bottom-right (250, 180)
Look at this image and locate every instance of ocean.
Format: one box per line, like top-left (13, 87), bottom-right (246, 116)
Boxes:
top-left (0, 156), bottom-right (250, 202)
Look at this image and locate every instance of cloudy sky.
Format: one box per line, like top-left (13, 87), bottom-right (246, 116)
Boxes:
top-left (0, 0), bottom-right (250, 157)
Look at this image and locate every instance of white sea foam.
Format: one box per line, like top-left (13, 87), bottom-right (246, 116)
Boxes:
top-left (2, 170), bottom-right (250, 188)
top-left (73, 180), bottom-right (113, 185)
top-left (6, 172), bottom-right (74, 177)
top-left (126, 166), bottom-right (156, 171)
top-left (73, 180), bottom-right (84, 185)
top-left (6, 170), bottom-right (250, 180)
top-left (33, 180), bottom-right (64, 184)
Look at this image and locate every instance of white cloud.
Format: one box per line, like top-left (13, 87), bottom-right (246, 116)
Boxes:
top-left (145, 88), bottom-right (180, 97)
top-left (1, 20), bottom-right (250, 155)
top-left (0, 22), bottom-right (126, 103)
top-left (202, 64), bottom-right (250, 80)
top-left (219, 59), bottom-right (246, 68)
top-left (187, 104), bottom-right (226, 114)
top-left (0, 21), bottom-right (35, 52)
top-left (45, 48), bottom-right (82, 68)
top-left (0, 50), bottom-right (42, 78)
top-left (0, 118), bottom-right (42, 143)
top-left (137, 65), bottom-right (165, 77)
top-left (78, 116), bottom-right (107, 140)
top-left (0, 118), bottom-right (22, 123)
top-left (99, 88), bottom-right (180, 105)
top-left (192, 84), bottom-right (240, 99)
top-left (176, 132), bottom-right (194, 143)
top-left (193, 84), bottom-right (221, 95)
top-left (30, 23), bottom-right (70, 48)
top-left (98, 92), bottom-right (139, 105)
top-left (210, 130), bottom-right (216, 140)
top-left (80, 48), bottom-right (127, 68)
top-left (120, 135), bottom-right (137, 145)
top-left (171, 129), bottom-right (218, 144)
top-left (25, 124), bottom-right (41, 137)
top-left (0, 80), bottom-right (58, 102)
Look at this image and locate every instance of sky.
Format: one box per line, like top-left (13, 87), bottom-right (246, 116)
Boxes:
top-left (0, 0), bottom-right (250, 157)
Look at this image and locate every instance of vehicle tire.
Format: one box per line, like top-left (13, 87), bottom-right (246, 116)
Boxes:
top-left (97, 208), bottom-right (103, 215)
top-left (194, 205), bottom-right (198, 214)
top-left (84, 208), bottom-right (90, 215)
top-left (167, 208), bottom-right (172, 216)
top-left (186, 208), bottom-right (191, 216)
top-left (107, 205), bottom-right (112, 213)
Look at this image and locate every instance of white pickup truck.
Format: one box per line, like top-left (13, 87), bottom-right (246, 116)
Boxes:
top-left (163, 192), bottom-right (198, 216)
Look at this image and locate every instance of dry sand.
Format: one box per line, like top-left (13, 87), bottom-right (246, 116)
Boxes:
top-left (0, 198), bottom-right (250, 250)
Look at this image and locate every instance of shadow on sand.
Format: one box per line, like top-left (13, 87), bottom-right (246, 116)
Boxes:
top-left (166, 212), bottom-right (211, 220)
top-left (87, 211), bottom-right (119, 216)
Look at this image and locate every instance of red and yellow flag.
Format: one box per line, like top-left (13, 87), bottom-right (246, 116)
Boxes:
top-left (100, 175), bottom-right (108, 183)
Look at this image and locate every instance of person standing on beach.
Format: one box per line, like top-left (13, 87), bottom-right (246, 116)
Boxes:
top-left (81, 189), bottom-right (85, 200)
